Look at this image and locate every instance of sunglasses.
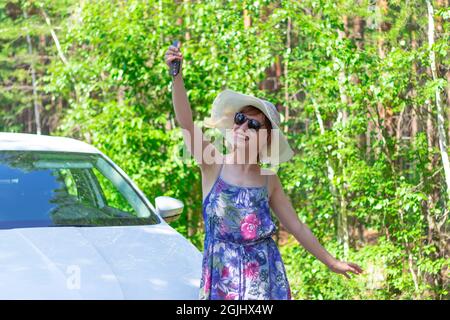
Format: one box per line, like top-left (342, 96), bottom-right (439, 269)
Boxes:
top-left (234, 112), bottom-right (263, 131)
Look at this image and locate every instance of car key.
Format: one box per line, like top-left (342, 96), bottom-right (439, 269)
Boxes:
top-left (170, 40), bottom-right (181, 77)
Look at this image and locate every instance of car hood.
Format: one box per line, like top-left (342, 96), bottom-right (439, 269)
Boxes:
top-left (0, 224), bottom-right (202, 299)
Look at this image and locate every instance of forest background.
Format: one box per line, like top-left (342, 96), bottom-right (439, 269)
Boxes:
top-left (1, 0), bottom-right (449, 299)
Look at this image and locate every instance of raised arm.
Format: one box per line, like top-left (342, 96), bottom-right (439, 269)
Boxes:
top-left (268, 173), bottom-right (364, 279)
top-left (165, 43), bottom-right (220, 170)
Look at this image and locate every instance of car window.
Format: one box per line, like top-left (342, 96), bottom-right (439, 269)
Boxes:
top-left (0, 151), bottom-right (160, 229)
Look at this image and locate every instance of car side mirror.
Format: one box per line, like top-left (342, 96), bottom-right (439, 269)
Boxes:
top-left (155, 196), bottom-right (184, 222)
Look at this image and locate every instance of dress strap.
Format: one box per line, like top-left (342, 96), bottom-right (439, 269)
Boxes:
top-left (218, 162), bottom-right (224, 179)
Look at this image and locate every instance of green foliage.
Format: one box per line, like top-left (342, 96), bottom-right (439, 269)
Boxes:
top-left (0, 0), bottom-right (75, 133)
top-left (2, 0), bottom-right (449, 299)
top-left (281, 237), bottom-right (448, 300)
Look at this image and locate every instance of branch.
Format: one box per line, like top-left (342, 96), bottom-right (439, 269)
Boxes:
top-left (40, 9), bottom-right (69, 67)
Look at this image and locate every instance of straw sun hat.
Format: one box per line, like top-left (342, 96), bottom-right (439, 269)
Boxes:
top-left (203, 89), bottom-right (294, 165)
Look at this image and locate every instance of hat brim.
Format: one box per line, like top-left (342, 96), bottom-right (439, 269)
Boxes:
top-left (204, 89), bottom-right (294, 165)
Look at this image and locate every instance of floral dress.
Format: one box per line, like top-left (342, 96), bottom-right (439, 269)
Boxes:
top-left (199, 163), bottom-right (292, 300)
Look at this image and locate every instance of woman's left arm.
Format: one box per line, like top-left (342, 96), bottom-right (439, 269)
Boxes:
top-left (268, 173), bottom-right (363, 279)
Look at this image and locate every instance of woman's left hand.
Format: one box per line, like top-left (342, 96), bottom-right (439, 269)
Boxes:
top-left (328, 260), bottom-right (364, 279)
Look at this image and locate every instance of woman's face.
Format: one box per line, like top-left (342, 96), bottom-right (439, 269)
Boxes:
top-left (231, 111), bottom-right (269, 156)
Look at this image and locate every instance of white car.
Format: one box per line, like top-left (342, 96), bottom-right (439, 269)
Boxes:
top-left (0, 132), bottom-right (202, 299)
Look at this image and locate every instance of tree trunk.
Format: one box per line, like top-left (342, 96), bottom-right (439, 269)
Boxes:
top-left (243, 1), bottom-right (251, 29)
top-left (183, 0), bottom-right (191, 40)
top-left (447, 69), bottom-right (450, 141)
top-left (335, 24), bottom-right (350, 258)
top-left (352, 4), bottom-right (366, 244)
top-left (283, 16), bottom-right (291, 134)
top-left (426, 0), bottom-right (450, 296)
top-left (410, 19), bottom-right (419, 145)
top-left (375, 0), bottom-right (393, 151)
top-left (313, 98), bottom-right (340, 241)
top-left (426, 0), bottom-right (450, 204)
top-left (23, 9), bottom-right (41, 135)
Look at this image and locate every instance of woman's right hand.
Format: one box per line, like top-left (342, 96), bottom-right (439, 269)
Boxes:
top-left (164, 43), bottom-right (183, 74)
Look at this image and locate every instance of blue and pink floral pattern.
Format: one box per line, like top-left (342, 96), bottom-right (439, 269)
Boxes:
top-left (199, 165), bottom-right (292, 300)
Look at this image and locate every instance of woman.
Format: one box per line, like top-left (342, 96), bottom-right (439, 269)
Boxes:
top-left (164, 42), bottom-right (363, 300)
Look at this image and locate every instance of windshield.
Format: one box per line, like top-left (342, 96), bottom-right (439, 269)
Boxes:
top-left (0, 151), bottom-right (160, 229)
